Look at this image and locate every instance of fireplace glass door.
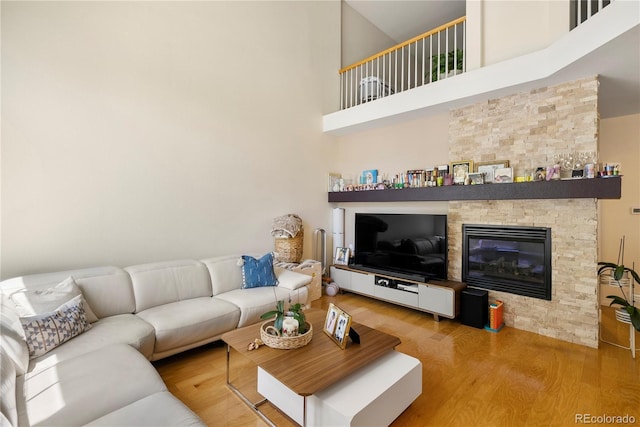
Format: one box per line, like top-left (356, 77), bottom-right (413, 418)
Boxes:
top-left (462, 225), bottom-right (551, 300)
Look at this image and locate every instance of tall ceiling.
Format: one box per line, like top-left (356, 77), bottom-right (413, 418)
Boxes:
top-left (344, 0), bottom-right (466, 43)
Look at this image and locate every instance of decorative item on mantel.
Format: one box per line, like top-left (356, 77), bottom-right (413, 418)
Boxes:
top-left (327, 154), bottom-right (621, 195)
top-left (272, 214), bottom-right (303, 263)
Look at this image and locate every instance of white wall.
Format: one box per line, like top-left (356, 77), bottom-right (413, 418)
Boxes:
top-left (599, 113), bottom-right (640, 267)
top-left (467, 0), bottom-right (570, 67)
top-left (341, 1), bottom-right (398, 68)
top-left (1, 1), bottom-right (341, 279)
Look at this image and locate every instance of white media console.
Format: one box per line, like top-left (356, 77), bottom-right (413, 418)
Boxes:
top-left (330, 265), bottom-right (466, 321)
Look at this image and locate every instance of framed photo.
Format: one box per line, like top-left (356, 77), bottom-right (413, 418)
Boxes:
top-left (323, 303), bottom-right (340, 335)
top-left (362, 169), bottom-right (378, 185)
top-left (450, 160), bottom-right (474, 185)
top-left (494, 167), bottom-right (513, 183)
top-left (476, 160), bottom-right (510, 184)
top-left (323, 304), bottom-right (352, 349)
top-left (468, 172), bottom-right (485, 185)
top-left (334, 247), bottom-right (350, 265)
top-left (328, 173), bottom-right (342, 192)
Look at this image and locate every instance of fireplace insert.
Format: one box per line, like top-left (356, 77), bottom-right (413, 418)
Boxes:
top-left (462, 224), bottom-right (551, 300)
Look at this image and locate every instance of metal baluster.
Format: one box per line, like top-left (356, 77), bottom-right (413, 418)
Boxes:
top-left (422, 38), bottom-right (427, 86)
top-left (445, 26), bottom-right (449, 78)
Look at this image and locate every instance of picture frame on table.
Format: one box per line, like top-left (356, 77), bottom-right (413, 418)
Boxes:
top-left (325, 305), bottom-right (352, 349)
top-left (323, 303), bottom-right (340, 336)
top-left (334, 247), bottom-right (350, 265)
top-left (450, 160), bottom-right (474, 185)
top-left (476, 160), bottom-right (510, 183)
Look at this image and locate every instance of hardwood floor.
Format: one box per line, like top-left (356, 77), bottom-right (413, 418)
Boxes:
top-left (154, 293), bottom-right (640, 426)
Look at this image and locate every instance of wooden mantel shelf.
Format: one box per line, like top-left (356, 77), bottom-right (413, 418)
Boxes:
top-left (328, 176), bottom-right (622, 203)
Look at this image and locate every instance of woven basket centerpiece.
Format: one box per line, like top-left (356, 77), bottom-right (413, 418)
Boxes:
top-left (260, 320), bottom-right (313, 350)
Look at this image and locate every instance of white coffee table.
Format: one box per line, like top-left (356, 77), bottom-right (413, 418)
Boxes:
top-left (222, 309), bottom-right (422, 426)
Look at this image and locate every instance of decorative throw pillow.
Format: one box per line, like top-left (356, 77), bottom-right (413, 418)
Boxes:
top-left (9, 276), bottom-right (98, 323)
top-left (20, 295), bottom-right (91, 358)
top-left (240, 253), bottom-right (279, 289)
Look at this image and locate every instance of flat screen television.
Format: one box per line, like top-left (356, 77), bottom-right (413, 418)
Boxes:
top-left (353, 213), bottom-right (448, 282)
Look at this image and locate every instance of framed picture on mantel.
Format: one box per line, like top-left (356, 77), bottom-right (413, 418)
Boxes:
top-left (476, 160), bottom-right (510, 184)
top-left (450, 160), bottom-right (474, 185)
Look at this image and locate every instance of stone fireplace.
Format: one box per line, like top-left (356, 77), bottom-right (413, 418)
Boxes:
top-left (448, 76), bottom-right (599, 348)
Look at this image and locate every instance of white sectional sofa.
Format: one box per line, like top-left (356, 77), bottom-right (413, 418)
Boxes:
top-left (0, 254), bottom-right (312, 426)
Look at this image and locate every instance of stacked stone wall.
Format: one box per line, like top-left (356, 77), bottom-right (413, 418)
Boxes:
top-left (448, 76), bottom-right (599, 347)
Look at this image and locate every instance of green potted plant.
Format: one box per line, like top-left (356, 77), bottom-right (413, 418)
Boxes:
top-left (430, 49), bottom-right (464, 82)
top-left (598, 236), bottom-right (640, 332)
top-left (260, 299), bottom-right (308, 335)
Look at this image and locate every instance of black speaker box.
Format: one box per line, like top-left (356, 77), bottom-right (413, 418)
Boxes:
top-left (461, 288), bottom-right (488, 329)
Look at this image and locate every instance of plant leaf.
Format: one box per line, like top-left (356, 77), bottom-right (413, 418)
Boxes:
top-left (274, 314), bottom-right (283, 333)
top-left (260, 310), bottom-right (279, 320)
top-left (597, 262), bottom-right (617, 275)
top-left (607, 295), bottom-right (630, 307)
top-left (293, 312), bottom-right (307, 334)
top-left (628, 268), bottom-right (640, 285)
top-left (614, 265), bottom-right (626, 281)
top-left (629, 307), bottom-right (640, 332)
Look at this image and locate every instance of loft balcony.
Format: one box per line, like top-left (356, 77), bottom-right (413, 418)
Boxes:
top-left (323, 0), bottom-right (640, 135)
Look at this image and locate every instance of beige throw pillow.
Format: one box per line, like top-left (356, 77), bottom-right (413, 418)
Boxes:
top-left (9, 276), bottom-right (98, 323)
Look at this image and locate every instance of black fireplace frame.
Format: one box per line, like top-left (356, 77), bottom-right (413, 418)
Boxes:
top-left (462, 224), bottom-right (552, 300)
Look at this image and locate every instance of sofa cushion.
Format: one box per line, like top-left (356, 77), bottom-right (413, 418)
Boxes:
top-left (214, 286), bottom-right (309, 328)
top-left (241, 253), bottom-right (278, 289)
top-left (84, 391), bottom-right (205, 426)
top-left (18, 344), bottom-right (167, 427)
top-left (201, 255), bottom-right (248, 295)
top-left (135, 297), bottom-right (240, 355)
top-left (0, 266), bottom-right (135, 319)
top-left (0, 294), bottom-right (29, 375)
top-left (126, 260), bottom-right (212, 312)
top-left (9, 276), bottom-right (98, 323)
top-left (21, 295), bottom-right (91, 358)
top-left (0, 348), bottom-right (18, 427)
top-left (27, 314), bottom-right (156, 374)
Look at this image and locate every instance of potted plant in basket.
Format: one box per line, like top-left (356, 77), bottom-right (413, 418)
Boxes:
top-left (598, 236), bottom-right (640, 332)
top-left (260, 299), bottom-right (308, 335)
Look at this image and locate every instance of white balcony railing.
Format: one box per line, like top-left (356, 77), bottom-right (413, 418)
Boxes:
top-left (339, 17), bottom-right (466, 110)
top-left (338, 1), bottom-right (613, 112)
top-left (573, 0), bottom-right (612, 28)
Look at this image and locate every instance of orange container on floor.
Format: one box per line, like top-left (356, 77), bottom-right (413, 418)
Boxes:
top-left (489, 300), bottom-right (504, 330)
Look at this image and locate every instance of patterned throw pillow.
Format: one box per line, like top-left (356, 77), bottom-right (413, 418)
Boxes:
top-left (240, 253), bottom-right (279, 289)
top-left (20, 295), bottom-right (91, 358)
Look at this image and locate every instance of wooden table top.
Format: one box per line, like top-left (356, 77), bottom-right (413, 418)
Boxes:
top-left (222, 308), bottom-right (401, 396)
